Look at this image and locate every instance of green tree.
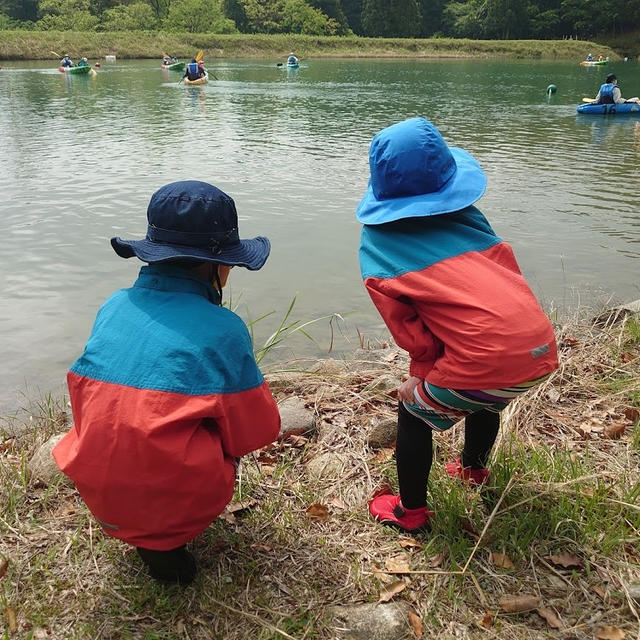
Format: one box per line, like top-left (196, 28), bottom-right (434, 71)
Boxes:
top-left (101, 2), bottom-right (158, 29)
top-left (238, 0), bottom-right (284, 33)
top-left (223, 0), bottom-right (249, 31)
top-left (418, 0), bottom-right (446, 35)
top-left (340, 0), bottom-right (363, 33)
top-left (480, 0), bottom-right (530, 38)
top-left (361, 0), bottom-right (421, 36)
top-left (308, 0), bottom-right (350, 33)
top-left (441, 0), bottom-right (482, 37)
top-left (37, 0), bottom-right (99, 30)
top-left (281, 0), bottom-right (338, 33)
top-left (164, 0), bottom-right (236, 32)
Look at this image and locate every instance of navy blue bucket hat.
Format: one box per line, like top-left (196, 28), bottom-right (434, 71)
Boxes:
top-left (356, 117), bottom-right (486, 225)
top-left (111, 181), bottom-right (270, 270)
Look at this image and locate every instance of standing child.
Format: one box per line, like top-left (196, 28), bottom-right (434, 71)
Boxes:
top-left (357, 117), bottom-right (558, 532)
top-left (54, 180), bottom-right (281, 582)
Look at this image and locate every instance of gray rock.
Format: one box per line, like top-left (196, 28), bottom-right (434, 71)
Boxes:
top-left (367, 417), bottom-right (398, 449)
top-left (27, 433), bottom-right (70, 485)
top-left (278, 396), bottom-right (316, 438)
top-left (364, 375), bottom-right (401, 395)
top-left (305, 452), bottom-right (348, 481)
top-left (593, 299), bottom-right (640, 326)
top-left (328, 602), bottom-right (413, 640)
top-left (629, 583), bottom-right (640, 602)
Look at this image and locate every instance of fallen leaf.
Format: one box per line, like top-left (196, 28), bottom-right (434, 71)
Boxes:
top-left (498, 594), bottom-right (542, 613)
top-left (548, 553), bottom-right (583, 569)
top-left (623, 407), bottom-right (640, 423)
top-left (604, 421), bottom-right (626, 439)
top-left (256, 453), bottom-right (279, 464)
top-left (250, 543), bottom-right (272, 552)
top-left (4, 607), bottom-right (17, 633)
top-left (371, 481), bottom-right (395, 499)
top-left (305, 503), bottom-right (329, 522)
top-left (372, 448), bottom-right (395, 463)
top-left (477, 611), bottom-right (494, 629)
top-left (562, 335), bottom-right (580, 347)
top-left (427, 553), bottom-right (446, 568)
top-left (595, 626), bottom-right (626, 640)
top-left (385, 554), bottom-right (410, 573)
top-left (226, 499), bottom-right (258, 514)
top-left (286, 434), bottom-right (308, 447)
top-left (327, 496), bottom-right (347, 510)
top-left (546, 388), bottom-right (561, 402)
top-left (591, 584), bottom-right (608, 601)
top-left (378, 580), bottom-right (406, 602)
top-left (536, 607), bottom-right (563, 629)
top-left (373, 569), bottom-right (393, 584)
top-left (218, 510), bottom-right (237, 525)
top-left (32, 628), bottom-right (49, 639)
top-left (398, 537), bottom-right (422, 550)
top-left (0, 557), bottom-right (8, 579)
top-left (491, 552), bottom-right (515, 569)
top-left (620, 352), bottom-right (634, 363)
top-left (459, 519), bottom-right (480, 540)
top-left (408, 610), bottom-right (423, 637)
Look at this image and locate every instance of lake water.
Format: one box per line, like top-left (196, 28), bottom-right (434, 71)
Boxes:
top-left (1, 57), bottom-right (639, 414)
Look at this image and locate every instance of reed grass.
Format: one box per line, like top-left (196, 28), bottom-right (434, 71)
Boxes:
top-left (0, 30), bottom-right (620, 61)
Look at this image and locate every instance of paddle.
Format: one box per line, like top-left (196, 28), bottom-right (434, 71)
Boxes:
top-left (195, 50), bottom-right (203, 62)
top-left (582, 97), bottom-right (596, 103)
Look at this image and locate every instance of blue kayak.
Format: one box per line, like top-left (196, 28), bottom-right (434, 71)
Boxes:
top-left (577, 102), bottom-right (640, 115)
top-left (287, 62), bottom-right (299, 69)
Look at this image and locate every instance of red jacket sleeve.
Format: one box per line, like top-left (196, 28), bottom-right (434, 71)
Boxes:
top-left (364, 277), bottom-right (442, 379)
top-left (214, 381), bottom-right (281, 458)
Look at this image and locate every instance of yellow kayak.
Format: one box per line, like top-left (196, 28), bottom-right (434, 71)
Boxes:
top-left (183, 73), bottom-right (208, 86)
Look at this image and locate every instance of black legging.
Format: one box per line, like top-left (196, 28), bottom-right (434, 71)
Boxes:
top-left (395, 402), bottom-right (500, 509)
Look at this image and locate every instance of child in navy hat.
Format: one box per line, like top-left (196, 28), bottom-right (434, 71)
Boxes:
top-left (54, 181), bottom-right (281, 583)
top-left (357, 118), bottom-right (558, 532)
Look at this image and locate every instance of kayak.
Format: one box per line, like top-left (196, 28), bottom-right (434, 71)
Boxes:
top-left (577, 102), bottom-right (640, 115)
top-left (286, 62), bottom-right (299, 69)
top-left (59, 65), bottom-right (91, 75)
top-left (161, 61), bottom-right (185, 71)
top-left (579, 60), bottom-right (607, 66)
top-left (183, 73), bottom-right (208, 86)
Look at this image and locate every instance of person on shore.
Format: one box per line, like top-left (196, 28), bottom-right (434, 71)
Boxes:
top-left (60, 55), bottom-right (73, 68)
top-left (184, 58), bottom-right (205, 81)
top-left (595, 74), bottom-right (640, 104)
top-left (357, 117), bottom-right (559, 533)
top-left (287, 52), bottom-right (299, 65)
top-left (53, 180), bottom-right (281, 583)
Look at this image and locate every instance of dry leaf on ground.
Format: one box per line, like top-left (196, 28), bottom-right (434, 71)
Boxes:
top-left (477, 611), bottom-right (494, 629)
top-left (536, 607), bottom-right (563, 629)
top-left (498, 594), bottom-right (542, 613)
top-left (408, 610), bottom-right (423, 637)
top-left (595, 626), bottom-right (626, 640)
top-left (491, 552), bottom-right (515, 569)
top-left (385, 554), bottom-right (410, 573)
top-left (548, 552), bottom-right (583, 569)
top-left (305, 503), bottom-right (329, 521)
top-left (623, 407), bottom-right (639, 422)
top-left (428, 553), bottom-right (446, 568)
top-left (4, 607), bottom-right (18, 633)
top-left (604, 421), bottom-right (626, 439)
top-left (0, 557), bottom-right (8, 579)
top-left (226, 499), bottom-right (258, 514)
top-left (250, 543), bottom-right (273, 552)
top-left (378, 580), bottom-right (407, 602)
top-left (398, 537), bottom-right (422, 549)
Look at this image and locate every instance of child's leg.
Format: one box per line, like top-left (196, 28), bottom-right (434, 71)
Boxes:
top-left (462, 409), bottom-right (500, 469)
top-left (396, 401), bottom-right (433, 509)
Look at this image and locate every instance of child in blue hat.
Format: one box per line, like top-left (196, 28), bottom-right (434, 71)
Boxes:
top-left (357, 118), bottom-right (558, 532)
top-left (54, 181), bottom-right (281, 583)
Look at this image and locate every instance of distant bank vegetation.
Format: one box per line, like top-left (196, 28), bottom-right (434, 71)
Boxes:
top-left (0, 31), bottom-right (620, 61)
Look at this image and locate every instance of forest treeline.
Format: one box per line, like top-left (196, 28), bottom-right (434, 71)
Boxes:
top-left (0, 0), bottom-right (636, 41)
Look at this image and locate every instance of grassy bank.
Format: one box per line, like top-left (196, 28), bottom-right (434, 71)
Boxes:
top-left (1, 309), bottom-right (639, 638)
top-left (0, 30), bottom-right (620, 61)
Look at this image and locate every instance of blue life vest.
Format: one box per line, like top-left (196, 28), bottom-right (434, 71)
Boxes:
top-left (186, 61), bottom-right (199, 79)
top-left (61, 59), bottom-right (72, 67)
top-left (288, 56), bottom-right (297, 64)
top-left (598, 83), bottom-right (615, 104)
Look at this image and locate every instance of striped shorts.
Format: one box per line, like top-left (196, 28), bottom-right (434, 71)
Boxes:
top-left (403, 374), bottom-right (550, 432)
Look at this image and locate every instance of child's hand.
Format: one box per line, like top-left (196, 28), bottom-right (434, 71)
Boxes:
top-left (398, 376), bottom-right (422, 403)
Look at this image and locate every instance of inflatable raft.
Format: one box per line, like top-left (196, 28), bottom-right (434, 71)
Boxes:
top-left (59, 65), bottom-right (91, 75)
top-left (577, 102), bottom-right (640, 115)
top-left (161, 61), bottom-right (185, 71)
top-left (579, 60), bottom-right (608, 67)
top-left (183, 73), bottom-right (208, 86)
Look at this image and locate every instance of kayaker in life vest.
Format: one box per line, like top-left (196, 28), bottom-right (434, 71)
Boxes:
top-left (595, 74), bottom-right (640, 104)
top-left (60, 55), bottom-right (73, 68)
top-left (184, 58), bottom-right (204, 81)
top-left (77, 57), bottom-right (89, 67)
top-left (287, 53), bottom-right (299, 65)
top-left (162, 55), bottom-right (176, 65)
top-left (586, 53), bottom-right (593, 62)
top-left (52, 180), bottom-right (281, 584)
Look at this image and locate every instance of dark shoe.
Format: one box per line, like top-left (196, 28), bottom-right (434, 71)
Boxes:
top-left (445, 458), bottom-right (490, 487)
top-left (136, 545), bottom-right (197, 584)
top-left (369, 493), bottom-right (433, 532)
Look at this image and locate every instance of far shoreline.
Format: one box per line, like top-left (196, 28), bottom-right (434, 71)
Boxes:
top-left (0, 30), bottom-right (620, 62)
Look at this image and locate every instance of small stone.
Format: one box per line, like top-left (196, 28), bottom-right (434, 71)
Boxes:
top-left (278, 396), bottom-right (316, 438)
top-left (364, 375), bottom-right (401, 395)
top-left (367, 418), bottom-right (397, 449)
top-left (628, 583), bottom-right (640, 602)
top-left (27, 433), bottom-right (70, 485)
top-left (305, 452), bottom-right (348, 481)
top-left (328, 602), bottom-right (413, 640)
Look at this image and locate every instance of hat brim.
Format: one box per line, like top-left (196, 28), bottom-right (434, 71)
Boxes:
top-left (355, 147), bottom-right (487, 225)
top-left (110, 236), bottom-right (270, 271)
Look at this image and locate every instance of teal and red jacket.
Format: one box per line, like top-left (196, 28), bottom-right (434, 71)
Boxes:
top-left (359, 207), bottom-right (558, 389)
top-left (54, 265), bottom-right (280, 550)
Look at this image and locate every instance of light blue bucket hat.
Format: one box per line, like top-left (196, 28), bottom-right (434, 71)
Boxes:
top-left (356, 117), bottom-right (487, 225)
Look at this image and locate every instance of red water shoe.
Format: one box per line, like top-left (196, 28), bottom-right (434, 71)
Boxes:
top-left (445, 458), bottom-right (490, 487)
top-left (369, 493), bottom-right (433, 532)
